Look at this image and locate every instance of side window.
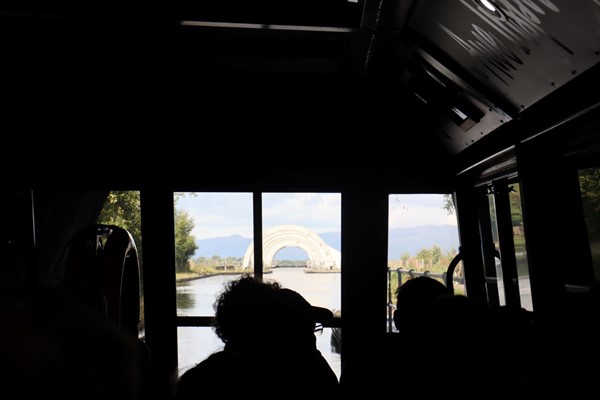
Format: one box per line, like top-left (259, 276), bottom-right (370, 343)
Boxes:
top-left (174, 192), bottom-right (253, 375)
top-left (486, 181), bottom-right (532, 311)
top-left (387, 194), bottom-right (461, 333)
top-left (174, 192), bottom-right (342, 380)
top-left (262, 193), bottom-right (341, 378)
top-left (509, 183), bottom-right (531, 310)
top-left (579, 167), bottom-right (600, 280)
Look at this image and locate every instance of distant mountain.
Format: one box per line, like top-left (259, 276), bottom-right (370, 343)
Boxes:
top-left (194, 234), bottom-right (252, 259)
top-left (194, 225), bottom-right (459, 260)
top-left (387, 225), bottom-right (459, 259)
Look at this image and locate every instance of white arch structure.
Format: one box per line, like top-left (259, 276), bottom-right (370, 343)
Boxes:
top-left (241, 224), bottom-right (341, 270)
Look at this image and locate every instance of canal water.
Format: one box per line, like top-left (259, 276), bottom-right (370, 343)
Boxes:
top-left (176, 267), bottom-right (342, 379)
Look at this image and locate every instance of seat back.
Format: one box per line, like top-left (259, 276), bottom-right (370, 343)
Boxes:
top-left (64, 224), bottom-right (141, 337)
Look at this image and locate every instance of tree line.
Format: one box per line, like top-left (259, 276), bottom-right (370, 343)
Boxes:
top-left (97, 170), bottom-right (600, 277)
top-left (98, 191), bottom-right (198, 273)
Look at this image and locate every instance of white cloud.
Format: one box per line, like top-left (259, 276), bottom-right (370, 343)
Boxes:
top-left (176, 192), bottom-right (455, 239)
top-left (177, 192), bottom-right (253, 239)
top-left (388, 194), bottom-right (457, 228)
top-left (262, 192), bottom-right (341, 233)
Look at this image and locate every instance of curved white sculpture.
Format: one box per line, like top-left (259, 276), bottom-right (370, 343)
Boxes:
top-left (241, 224), bottom-right (341, 270)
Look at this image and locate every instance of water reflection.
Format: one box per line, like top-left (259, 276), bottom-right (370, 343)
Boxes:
top-left (176, 290), bottom-right (195, 310)
top-left (176, 267), bottom-right (341, 379)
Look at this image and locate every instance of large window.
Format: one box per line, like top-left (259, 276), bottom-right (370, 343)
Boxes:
top-left (174, 192), bottom-right (253, 374)
top-left (579, 167), bottom-right (600, 281)
top-left (174, 192), bottom-right (341, 378)
top-left (486, 181), bottom-right (532, 311)
top-left (386, 194), bottom-right (460, 333)
top-left (509, 184), bottom-right (531, 310)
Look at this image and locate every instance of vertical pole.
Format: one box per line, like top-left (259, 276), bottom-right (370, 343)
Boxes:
top-left (140, 190), bottom-right (178, 393)
top-left (253, 192), bottom-right (263, 281)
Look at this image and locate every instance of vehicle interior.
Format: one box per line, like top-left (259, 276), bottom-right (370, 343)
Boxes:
top-left (5, 0), bottom-right (598, 184)
top-left (2, 0), bottom-right (600, 396)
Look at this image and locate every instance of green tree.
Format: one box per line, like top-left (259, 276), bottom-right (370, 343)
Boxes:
top-left (443, 194), bottom-right (455, 215)
top-left (195, 256), bottom-right (207, 267)
top-left (210, 255), bottom-right (223, 267)
top-left (98, 191), bottom-right (143, 260)
top-left (400, 252), bottom-right (411, 268)
top-left (446, 247), bottom-right (458, 259)
top-left (98, 191), bottom-right (200, 273)
top-left (580, 167), bottom-right (600, 213)
top-left (174, 209), bottom-right (198, 273)
top-left (416, 248), bottom-right (432, 269)
top-left (509, 184), bottom-right (524, 232)
top-left (431, 245), bottom-right (443, 266)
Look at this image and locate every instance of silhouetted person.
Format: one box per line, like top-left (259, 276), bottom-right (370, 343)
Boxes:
top-left (392, 275), bottom-right (451, 337)
top-left (136, 339), bottom-right (174, 400)
top-left (62, 224), bottom-right (173, 400)
top-left (437, 305), bottom-right (538, 400)
top-left (0, 286), bottom-right (141, 400)
top-left (341, 276), bottom-right (454, 396)
top-left (174, 274), bottom-right (340, 398)
top-left (388, 276), bottom-right (456, 397)
top-left (510, 283), bottom-right (600, 399)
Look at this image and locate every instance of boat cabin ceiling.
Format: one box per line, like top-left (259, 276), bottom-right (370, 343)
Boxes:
top-left (3, 1), bottom-right (600, 189)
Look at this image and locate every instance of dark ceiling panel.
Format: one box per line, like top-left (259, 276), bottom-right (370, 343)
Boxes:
top-left (146, 0), bottom-right (361, 28)
top-left (409, 0), bottom-right (600, 112)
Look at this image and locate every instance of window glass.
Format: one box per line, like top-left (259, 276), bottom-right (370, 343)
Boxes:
top-left (177, 327), bottom-right (223, 376)
top-left (488, 194), bottom-right (506, 306)
top-left (579, 167), bottom-right (600, 280)
top-left (175, 192), bottom-right (254, 318)
top-left (509, 183), bottom-right (532, 310)
top-left (174, 192), bottom-right (253, 375)
top-left (262, 192), bottom-right (342, 379)
top-left (174, 192), bottom-right (342, 379)
top-left (387, 194), bottom-right (460, 332)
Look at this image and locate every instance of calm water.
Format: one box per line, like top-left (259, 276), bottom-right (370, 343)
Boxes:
top-left (176, 267), bottom-right (342, 379)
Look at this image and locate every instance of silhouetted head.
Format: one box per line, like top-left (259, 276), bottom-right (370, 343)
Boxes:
top-left (393, 276), bottom-right (450, 335)
top-left (212, 274), bottom-right (280, 345)
top-left (182, 275), bottom-right (339, 396)
top-left (427, 294), bottom-right (483, 336)
top-left (213, 274), bottom-right (332, 352)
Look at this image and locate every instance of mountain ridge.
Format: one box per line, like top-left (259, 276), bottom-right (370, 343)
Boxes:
top-left (193, 225), bottom-right (459, 260)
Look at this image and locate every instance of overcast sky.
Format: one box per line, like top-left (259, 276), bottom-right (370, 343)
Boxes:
top-left (176, 192), bottom-right (457, 240)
